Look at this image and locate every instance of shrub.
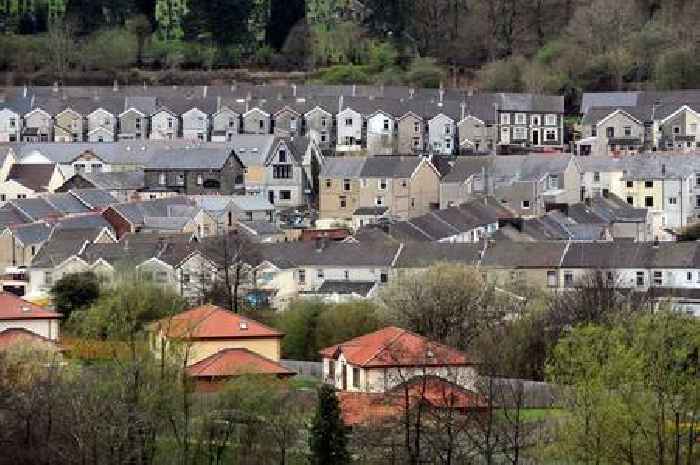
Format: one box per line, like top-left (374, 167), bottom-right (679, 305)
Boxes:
top-left (403, 57), bottom-right (446, 88)
top-left (316, 64), bottom-right (371, 84)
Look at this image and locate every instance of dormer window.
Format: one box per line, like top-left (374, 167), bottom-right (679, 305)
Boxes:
top-left (239, 320), bottom-right (248, 330)
top-left (378, 178), bottom-right (387, 190)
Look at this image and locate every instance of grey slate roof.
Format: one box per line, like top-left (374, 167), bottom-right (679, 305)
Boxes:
top-left (69, 189), bottom-right (118, 209)
top-left (145, 147), bottom-right (240, 170)
top-left (562, 242), bottom-right (700, 269)
top-left (441, 156), bottom-right (493, 183)
top-left (320, 157), bottom-right (366, 178)
top-left (109, 197), bottom-right (197, 226)
top-left (7, 164), bottom-right (56, 192)
top-left (8, 198), bottom-right (61, 221)
top-left (225, 135), bottom-right (277, 168)
top-left (312, 280), bottom-right (376, 297)
top-left (481, 241), bottom-right (568, 268)
top-left (259, 239), bottom-right (400, 268)
top-left (9, 222), bottom-right (52, 246)
top-left (359, 156), bottom-right (422, 178)
top-left (42, 193), bottom-right (91, 214)
top-left (395, 242), bottom-right (483, 268)
top-left (30, 227), bottom-right (108, 268)
top-left (76, 171), bottom-right (145, 191)
top-left (54, 213), bottom-right (113, 231)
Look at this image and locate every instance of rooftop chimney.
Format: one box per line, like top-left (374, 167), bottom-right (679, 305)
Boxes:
top-left (408, 88), bottom-right (415, 99)
top-left (23, 84), bottom-right (27, 98)
top-left (52, 81), bottom-right (59, 93)
top-left (338, 95), bottom-right (344, 114)
top-left (292, 84), bottom-right (297, 97)
top-left (202, 85), bottom-right (208, 98)
top-left (113, 79), bottom-right (118, 92)
top-left (460, 101), bottom-right (466, 120)
top-left (352, 84), bottom-right (356, 97)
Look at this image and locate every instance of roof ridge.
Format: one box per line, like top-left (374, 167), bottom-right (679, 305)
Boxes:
top-left (361, 327), bottom-right (407, 366)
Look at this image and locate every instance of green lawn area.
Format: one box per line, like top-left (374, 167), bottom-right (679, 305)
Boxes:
top-left (502, 408), bottom-right (565, 422)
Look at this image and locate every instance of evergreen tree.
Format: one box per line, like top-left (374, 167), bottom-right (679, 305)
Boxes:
top-left (309, 384), bottom-right (350, 465)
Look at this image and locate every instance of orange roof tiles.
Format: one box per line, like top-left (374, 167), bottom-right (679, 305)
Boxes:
top-left (0, 328), bottom-right (61, 350)
top-left (0, 293), bottom-right (62, 320)
top-left (185, 348), bottom-right (295, 378)
top-left (338, 376), bottom-right (487, 426)
top-left (319, 326), bottom-right (475, 368)
top-left (154, 304), bottom-right (283, 340)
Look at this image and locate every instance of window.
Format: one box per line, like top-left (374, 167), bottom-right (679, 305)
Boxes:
top-left (545, 114), bottom-right (556, 126)
top-left (653, 271), bottom-right (662, 286)
top-left (345, 118), bottom-right (353, 126)
top-left (182, 273), bottom-right (190, 284)
top-left (592, 126), bottom-right (597, 136)
top-left (410, 198), bottom-right (415, 208)
top-left (645, 196), bottom-right (654, 207)
top-left (290, 117), bottom-right (297, 130)
top-left (159, 173), bottom-right (166, 185)
top-left (626, 180), bottom-right (634, 188)
top-left (156, 271), bottom-right (168, 283)
top-left (696, 195), bottom-right (700, 208)
top-left (321, 117), bottom-right (327, 127)
top-left (278, 150), bottom-right (287, 163)
top-left (9, 118), bottom-right (16, 128)
top-left (91, 164), bottom-right (102, 173)
top-left (383, 119), bottom-right (390, 131)
top-left (545, 129), bottom-right (557, 141)
top-left (531, 115), bottom-right (540, 126)
top-left (696, 173), bottom-right (700, 186)
top-left (258, 119), bottom-right (264, 129)
top-left (668, 197), bottom-right (677, 205)
top-left (515, 113), bottom-right (526, 124)
top-left (380, 272), bottom-right (388, 283)
top-left (328, 360), bottom-right (335, 380)
top-left (673, 126), bottom-right (681, 134)
top-left (378, 178), bottom-right (387, 190)
top-left (414, 122), bottom-right (421, 132)
top-left (636, 271), bottom-right (645, 286)
top-left (325, 178), bottom-right (332, 188)
top-left (593, 172), bottom-right (600, 182)
top-left (176, 174), bottom-right (184, 185)
top-left (135, 118), bottom-right (141, 129)
top-left (687, 271), bottom-right (692, 281)
top-left (444, 124), bottom-right (451, 135)
top-left (16, 194), bottom-right (25, 199)
top-left (547, 270), bottom-right (557, 287)
top-left (321, 132), bottom-right (327, 142)
top-left (31, 245), bottom-right (36, 256)
top-left (167, 118), bottom-right (173, 129)
top-left (0, 195), bottom-right (5, 201)
top-left (273, 165), bottom-right (292, 179)
top-left (564, 272), bottom-right (574, 288)
top-left (624, 196), bottom-right (633, 205)
top-left (197, 175), bottom-right (203, 185)
top-left (343, 179), bottom-right (351, 191)
top-left (521, 200), bottom-right (531, 209)
top-left (75, 164), bottom-right (85, 173)
top-left (352, 367), bottom-right (360, 388)
top-left (548, 175), bottom-right (559, 189)
top-left (344, 270), bottom-right (350, 280)
top-left (317, 269), bottom-right (324, 280)
top-left (339, 196), bottom-right (347, 208)
top-left (500, 113), bottom-right (510, 125)
top-left (279, 190), bottom-right (291, 200)
top-left (298, 269), bottom-right (306, 284)
top-left (513, 127), bottom-right (527, 140)
top-left (645, 180), bottom-right (653, 188)
top-left (229, 118), bottom-right (236, 128)
top-left (691, 124), bottom-right (697, 134)
top-left (246, 211), bottom-right (253, 221)
top-left (606, 127), bottom-right (614, 138)
top-left (375, 196), bottom-right (384, 206)
top-left (45, 271), bottom-right (53, 286)
top-left (623, 126), bottom-right (632, 136)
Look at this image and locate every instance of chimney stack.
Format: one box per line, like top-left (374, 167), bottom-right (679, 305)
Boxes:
top-left (113, 79), bottom-right (118, 92)
top-left (352, 84), bottom-right (356, 97)
top-left (52, 81), bottom-right (59, 93)
top-left (23, 84), bottom-right (27, 98)
top-left (203, 85), bottom-right (208, 98)
top-left (338, 95), bottom-right (344, 114)
top-left (292, 84), bottom-right (297, 97)
top-left (460, 101), bottom-right (466, 121)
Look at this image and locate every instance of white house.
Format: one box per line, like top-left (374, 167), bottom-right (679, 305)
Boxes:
top-left (366, 110), bottom-right (396, 155)
top-left (319, 327), bottom-right (478, 393)
top-left (336, 106), bottom-right (363, 153)
top-left (150, 108), bottom-right (180, 140)
top-left (86, 108), bottom-right (116, 142)
top-left (182, 107), bottom-right (210, 141)
top-left (0, 108), bottom-right (21, 142)
top-left (428, 113), bottom-right (456, 155)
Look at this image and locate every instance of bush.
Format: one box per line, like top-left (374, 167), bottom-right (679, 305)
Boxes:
top-left (477, 56), bottom-right (526, 92)
top-left (80, 28), bottom-right (138, 72)
top-left (50, 272), bottom-right (100, 321)
top-left (316, 64), bottom-right (371, 84)
top-left (403, 57), bottom-right (446, 88)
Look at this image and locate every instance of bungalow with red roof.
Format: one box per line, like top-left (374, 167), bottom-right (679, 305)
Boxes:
top-left (319, 326), bottom-right (478, 393)
top-left (185, 347), bottom-right (295, 392)
top-left (149, 304), bottom-right (285, 365)
top-left (337, 375), bottom-right (487, 427)
top-left (0, 327), bottom-right (62, 353)
top-left (0, 292), bottom-right (61, 340)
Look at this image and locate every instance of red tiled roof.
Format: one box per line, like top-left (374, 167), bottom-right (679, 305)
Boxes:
top-left (0, 328), bottom-right (61, 350)
top-left (338, 376), bottom-right (487, 426)
top-left (319, 326), bottom-right (475, 368)
top-left (185, 348), bottom-right (295, 378)
top-left (154, 304), bottom-right (283, 340)
top-left (0, 293), bottom-right (62, 320)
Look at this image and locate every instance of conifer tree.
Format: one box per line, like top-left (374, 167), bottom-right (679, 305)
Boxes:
top-left (309, 384), bottom-right (350, 465)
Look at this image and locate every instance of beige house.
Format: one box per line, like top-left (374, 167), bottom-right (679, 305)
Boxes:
top-left (0, 292), bottom-right (62, 341)
top-left (658, 105), bottom-right (700, 151)
top-left (318, 157), bottom-right (366, 221)
top-left (396, 112), bottom-right (424, 154)
top-left (54, 108), bottom-right (84, 142)
top-left (150, 304), bottom-right (283, 365)
top-left (0, 222), bottom-right (52, 270)
top-left (0, 164), bottom-right (64, 201)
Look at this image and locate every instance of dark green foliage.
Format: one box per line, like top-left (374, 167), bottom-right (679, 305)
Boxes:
top-left (50, 272), bottom-right (100, 320)
top-left (267, 0), bottom-right (304, 50)
top-left (275, 300), bottom-right (381, 361)
top-left (184, 0), bottom-right (253, 47)
top-left (309, 384), bottom-right (350, 465)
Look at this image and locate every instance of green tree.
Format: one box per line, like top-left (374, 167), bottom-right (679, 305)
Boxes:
top-left (127, 14), bottom-right (152, 65)
top-left (50, 271), bottom-right (100, 320)
top-left (309, 384), bottom-right (350, 465)
top-left (184, 0), bottom-right (253, 47)
top-left (80, 27), bottom-right (138, 72)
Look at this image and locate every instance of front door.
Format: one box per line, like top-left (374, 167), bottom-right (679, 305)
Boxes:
top-left (501, 127), bottom-right (510, 144)
top-left (532, 129), bottom-right (540, 145)
top-left (268, 190), bottom-right (275, 205)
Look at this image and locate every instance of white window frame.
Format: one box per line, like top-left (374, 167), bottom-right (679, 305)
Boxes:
top-left (375, 196), bottom-right (384, 206)
top-left (515, 113), bottom-right (527, 125)
top-left (513, 127), bottom-right (527, 140)
top-left (521, 200), bottom-right (531, 209)
top-left (545, 114), bottom-right (556, 126)
top-left (545, 129), bottom-right (557, 141)
top-left (378, 178), bottom-right (387, 190)
top-left (500, 113), bottom-right (510, 125)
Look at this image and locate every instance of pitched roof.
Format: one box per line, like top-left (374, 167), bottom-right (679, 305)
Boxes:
top-left (312, 280), bottom-right (376, 297)
top-left (320, 157), bottom-right (366, 178)
top-left (359, 156), bottom-right (422, 178)
top-left (146, 147), bottom-right (241, 170)
top-left (259, 238), bottom-right (400, 268)
top-left (9, 198), bottom-right (62, 221)
top-left (338, 376), bottom-right (487, 426)
top-left (0, 293), bottom-right (61, 320)
top-left (562, 242), bottom-right (700, 269)
top-left (395, 242), bottom-right (483, 268)
top-left (319, 327), bottom-right (475, 368)
top-left (75, 171), bottom-right (145, 191)
top-left (0, 328), bottom-right (61, 351)
top-left (154, 305), bottom-right (283, 340)
top-left (185, 348), bottom-right (294, 378)
top-left (8, 222), bottom-right (52, 246)
top-left (69, 189), bottom-right (118, 209)
top-left (42, 192), bottom-right (91, 214)
top-left (7, 164), bottom-right (56, 192)
top-left (481, 241), bottom-right (568, 268)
